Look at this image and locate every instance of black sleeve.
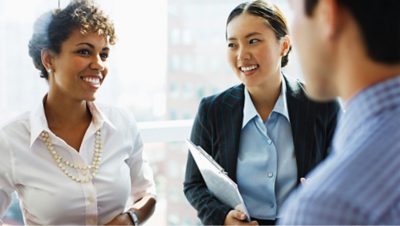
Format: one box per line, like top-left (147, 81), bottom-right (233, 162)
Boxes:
top-left (183, 98), bottom-right (232, 225)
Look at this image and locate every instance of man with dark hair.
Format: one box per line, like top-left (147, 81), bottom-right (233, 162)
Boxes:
top-left (278, 0), bottom-right (400, 224)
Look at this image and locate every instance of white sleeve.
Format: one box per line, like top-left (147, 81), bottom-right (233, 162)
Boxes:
top-left (0, 132), bottom-right (16, 223)
top-left (126, 118), bottom-right (157, 203)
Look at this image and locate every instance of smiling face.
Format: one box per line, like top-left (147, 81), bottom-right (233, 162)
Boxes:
top-left (226, 13), bottom-right (287, 89)
top-left (47, 29), bottom-right (110, 102)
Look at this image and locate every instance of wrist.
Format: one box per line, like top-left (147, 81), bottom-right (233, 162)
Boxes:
top-left (127, 210), bottom-right (139, 226)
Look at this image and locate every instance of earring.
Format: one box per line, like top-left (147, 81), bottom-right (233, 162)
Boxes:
top-left (47, 69), bottom-right (52, 74)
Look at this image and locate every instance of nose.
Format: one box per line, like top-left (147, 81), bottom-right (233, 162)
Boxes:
top-left (237, 47), bottom-right (251, 61)
top-left (90, 55), bottom-right (106, 71)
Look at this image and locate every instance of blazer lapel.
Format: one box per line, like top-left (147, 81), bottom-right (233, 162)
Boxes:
top-left (219, 84), bottom-right (244, 182)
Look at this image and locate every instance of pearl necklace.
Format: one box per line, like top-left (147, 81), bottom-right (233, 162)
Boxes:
top-left (40, 129), bottom-right (103, 183)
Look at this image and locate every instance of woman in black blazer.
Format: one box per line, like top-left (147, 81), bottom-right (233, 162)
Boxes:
top-left (184, 0), bottom-right (340, 225)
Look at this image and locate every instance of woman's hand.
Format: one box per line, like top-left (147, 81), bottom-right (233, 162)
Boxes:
top-left (224, 210), bottom-right (258, 225)
top-left (104, 213), bottom-right (133, 225)
top-left (104, 195), bottom-right (156, 225)
top-left (300, 177), bottom-right (312, 185)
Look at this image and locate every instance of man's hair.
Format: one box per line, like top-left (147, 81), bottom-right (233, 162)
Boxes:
top-left (305, 0), bottom-right (400, 64)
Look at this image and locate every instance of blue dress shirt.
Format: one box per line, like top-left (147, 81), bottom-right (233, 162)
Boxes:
top-left (236, 80), bottom-right (297, 220)
top-left (279, 75), bottom-right (400, 224)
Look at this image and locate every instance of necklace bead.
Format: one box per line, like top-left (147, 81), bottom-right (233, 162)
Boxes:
top-left (40, 129), bottom-right (103, 183)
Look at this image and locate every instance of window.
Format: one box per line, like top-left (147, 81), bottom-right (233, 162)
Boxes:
top-left (1, 0), bottom-right (298, 225)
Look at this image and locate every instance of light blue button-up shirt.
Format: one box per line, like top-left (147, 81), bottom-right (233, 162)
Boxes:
top-left (237, 80), bottom-right (297, 220)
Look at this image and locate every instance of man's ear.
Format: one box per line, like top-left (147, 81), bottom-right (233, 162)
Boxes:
top-left (41, 49), bottom-right (55, 72)
top-left (317, 0), bottom-right (342, 40)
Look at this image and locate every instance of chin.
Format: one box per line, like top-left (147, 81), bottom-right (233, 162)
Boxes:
top-left (85, 95), bottom-right (97, 102)
top-left (241, 78), bottom-right (261, 88)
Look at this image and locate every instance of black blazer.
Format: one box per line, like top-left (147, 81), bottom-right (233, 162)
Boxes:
top-left (183, 76), bottom-right (340, 225)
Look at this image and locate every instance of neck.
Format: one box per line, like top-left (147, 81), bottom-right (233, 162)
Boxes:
top-left (44, 93), bottom-right (91, 130)
top-left (336, 51), bottom-right (400, 103)
top-left (247, 74), bottom-right (282, 120)
top-left (334, 16), bottom-right (400, 102)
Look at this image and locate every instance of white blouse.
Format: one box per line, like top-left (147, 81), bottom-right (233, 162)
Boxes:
top-left (0, 101), bottom-right (156, 225)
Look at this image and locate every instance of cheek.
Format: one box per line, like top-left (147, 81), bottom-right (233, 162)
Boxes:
top-left (255, 47), bottom-right (275, 66)
top-left (102, 68), bottom-right (108, 78)
top-left (227, 51), bottom-right (237, 70)
top-left (290, 13), bottom-right (305, 48)
top-left (292, 23), bottom-right (310, 65)
top-left (65, 57), bottom-right (90, 73)
top-left (73, 59), bottom-right (89, 71)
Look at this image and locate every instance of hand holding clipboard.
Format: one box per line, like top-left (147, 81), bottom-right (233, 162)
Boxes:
top-left (186, 139), bottom-right (250, 221)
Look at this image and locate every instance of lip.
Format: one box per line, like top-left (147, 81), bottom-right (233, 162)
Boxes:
top-left (238, 64), bottom-right (259, 76)
top-left (80, 75), bottom-right (103, 89)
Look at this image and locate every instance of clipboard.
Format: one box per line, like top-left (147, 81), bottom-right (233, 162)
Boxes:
top-left (186, 139), bottom-right (250, 221)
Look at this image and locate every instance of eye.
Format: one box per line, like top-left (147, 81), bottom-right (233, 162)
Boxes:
top-left (249, 39), bottom-right (260, 44)
top-left (100, 52), bottom-right (109, 61)
top-left (76, 49), bottom-right (91, 56)
top-left (227, 42), bottom-right (237, 48)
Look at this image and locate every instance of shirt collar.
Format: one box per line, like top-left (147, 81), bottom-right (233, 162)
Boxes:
top-left (275, 78), bottom-right (290, 122)
top-left (30, 97), bottom-right (51, 147)
top-left (29, 97), bottom-right (116, 147)
top-left (87, 102), bottom-right (116, 131)
top-left (242, 88), bottom-right (260, 129)
top-left (242, 78), bottom-right (290, 129)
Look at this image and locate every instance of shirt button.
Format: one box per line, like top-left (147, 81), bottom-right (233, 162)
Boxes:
top-left (267, 172), bottom-right (273, 178)
top-left (267, 139), bottom-right (272, 144)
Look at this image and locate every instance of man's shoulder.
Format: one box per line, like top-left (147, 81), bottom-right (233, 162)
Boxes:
top-left (295, 135), bottom-right (400, 223)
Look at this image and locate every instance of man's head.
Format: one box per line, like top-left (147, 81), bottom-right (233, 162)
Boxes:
top-left (288, 0), bottom-right (400, 101)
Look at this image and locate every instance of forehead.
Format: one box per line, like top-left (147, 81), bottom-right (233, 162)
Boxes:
top-left (63, 28), bottom-right (110, 47)
top-left (226, 13), bottom-right (272, 38)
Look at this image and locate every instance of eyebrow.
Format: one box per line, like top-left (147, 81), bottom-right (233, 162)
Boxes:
top-left (76, 42), bottom-right (109, 51)
top-left (227, 32), bottom-right (262, 41)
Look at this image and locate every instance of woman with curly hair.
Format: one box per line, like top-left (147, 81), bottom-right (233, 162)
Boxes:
top-left (0, 0), bottom-right (156, 225)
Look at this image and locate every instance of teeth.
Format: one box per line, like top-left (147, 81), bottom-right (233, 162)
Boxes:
top-left (82, 77), bottom-right (100, 84)
top-left (241, 65), bottom-right (258, 72)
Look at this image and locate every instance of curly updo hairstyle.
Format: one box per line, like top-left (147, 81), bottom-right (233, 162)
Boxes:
top-left (226, 0), bottom-right (292, 67)
top-left (28, 0), bottom-right (116, 79)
